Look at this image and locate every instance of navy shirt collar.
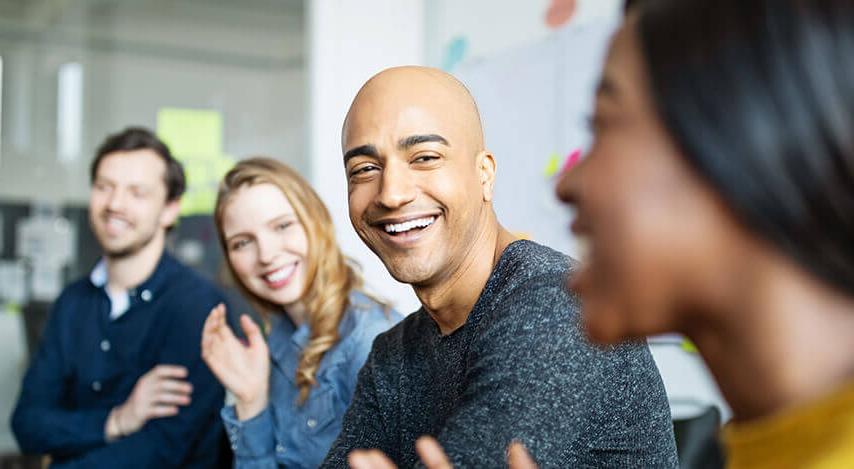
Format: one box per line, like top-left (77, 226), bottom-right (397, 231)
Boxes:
top-left (88, 251), bottom-right (180, 319)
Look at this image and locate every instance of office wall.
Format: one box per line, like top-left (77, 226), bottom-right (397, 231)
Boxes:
top-left (308, 0), bottom-right (426, 314)
top-left (425, 0), bottom-right (623, 68)
top-left (0, 0), bottom-right (306, 204)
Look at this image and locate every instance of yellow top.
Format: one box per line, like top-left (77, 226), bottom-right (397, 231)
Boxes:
top-left (722, 379), bottom-right (854, 469)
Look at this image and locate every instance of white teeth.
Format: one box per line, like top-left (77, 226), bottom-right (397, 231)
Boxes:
top-left (265, 264), bottom-right (296, 282)
top-left (384, 216), bottom-right (436, 234)
top-left (107, 217), bottom-right (130, 229)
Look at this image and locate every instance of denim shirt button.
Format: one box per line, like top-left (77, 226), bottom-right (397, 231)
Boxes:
top-left (92, 381), bottom-right (102, 392)
top-left (306, 418), bottom-right (317, 428)
top-left (276, 444), bottom-right (285, 453)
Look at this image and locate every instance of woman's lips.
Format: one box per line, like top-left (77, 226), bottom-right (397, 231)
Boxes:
top-left (262, 262), bottom-right (298, 289)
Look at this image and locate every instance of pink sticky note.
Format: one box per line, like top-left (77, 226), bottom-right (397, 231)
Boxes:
top-left (545, 0), bottom-right (577, 29)
top-left (561, 149), bottom-right (582, 174)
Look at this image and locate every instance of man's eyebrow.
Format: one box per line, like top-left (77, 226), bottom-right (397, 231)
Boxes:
top-left (398, 134), bottom-right (450, 150)
top-left (343, 144), bottom-right (379, 164)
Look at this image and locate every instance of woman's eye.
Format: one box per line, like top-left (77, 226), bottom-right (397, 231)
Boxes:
top-left (276, 221), bottom-right (293, 231)
top-left (230, 239), bottom-right (249, 251)
top-left (587, 115), bottom-right (603, 132)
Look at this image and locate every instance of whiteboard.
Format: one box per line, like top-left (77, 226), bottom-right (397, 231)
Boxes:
top-left (457, 18), bottom-right (618, 259)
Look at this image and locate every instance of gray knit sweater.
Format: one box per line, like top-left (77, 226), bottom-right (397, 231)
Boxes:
top-left (321, 240), bottom-right (678, 468)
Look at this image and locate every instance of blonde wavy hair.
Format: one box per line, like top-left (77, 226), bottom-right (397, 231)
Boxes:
top-left (214, 157), bottom-right (362, 403)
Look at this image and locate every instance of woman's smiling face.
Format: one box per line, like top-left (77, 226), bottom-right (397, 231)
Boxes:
top-left (556, 20), bottom-right (746, 344)
top-left (222, 182), bottom-right (309, 309)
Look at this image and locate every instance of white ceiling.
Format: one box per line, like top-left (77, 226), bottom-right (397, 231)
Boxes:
top-left (0, 0), bottom-right (305, 70)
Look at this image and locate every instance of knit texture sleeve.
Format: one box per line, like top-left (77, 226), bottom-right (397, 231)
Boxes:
top-left (435, 274), bottom-right (678, 468)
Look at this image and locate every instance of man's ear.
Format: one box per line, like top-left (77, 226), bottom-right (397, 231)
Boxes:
top-left (160, 199), bottom-right (182, 229)
top-left (476, 150), bottom-right (497, 202)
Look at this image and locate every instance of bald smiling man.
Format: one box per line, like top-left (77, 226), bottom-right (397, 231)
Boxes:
top-left (320, 67), bottom-right (678, 468)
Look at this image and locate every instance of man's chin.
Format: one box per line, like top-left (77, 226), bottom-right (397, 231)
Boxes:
top-left (380, 257), bottom-right (437, 286)
top-left (581, 305), bottom-right (641, 346)
top-left (103, 245), bottom-right (137, 260)
top-left (100, 237), bottom-right (148, 260)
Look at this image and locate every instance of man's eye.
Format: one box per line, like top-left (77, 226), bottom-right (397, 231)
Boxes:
top-left (413, 155), bottom-right (439, 163)
top-left (350, 165), bottom-right (378, 176)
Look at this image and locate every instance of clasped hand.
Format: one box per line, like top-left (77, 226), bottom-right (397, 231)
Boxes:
top-left (105, 364), bottom-right (192, 440)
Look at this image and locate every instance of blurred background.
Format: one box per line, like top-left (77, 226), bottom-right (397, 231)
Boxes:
top-left (0, 1), bottom-right (726, 466)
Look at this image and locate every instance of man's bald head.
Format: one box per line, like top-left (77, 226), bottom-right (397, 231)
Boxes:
top-left (342, 66), bottom-right (484, 155)
top-left (341, 66), bottom-right (502, 289)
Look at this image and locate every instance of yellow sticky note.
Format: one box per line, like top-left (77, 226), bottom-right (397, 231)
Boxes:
top-left (155, 108), bottom-right (234, 215)
top-left (177, 154), bottom-right (235, 216)
top-left (544, 153), bottom-right (561, 177)
top-left (156, 108), bottom-right (223, 157)
top-left (680, 339), bottom-right (698, 354)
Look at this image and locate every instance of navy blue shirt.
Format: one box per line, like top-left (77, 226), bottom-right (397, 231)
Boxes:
top-left (11, 252), bottom-right (228, 468)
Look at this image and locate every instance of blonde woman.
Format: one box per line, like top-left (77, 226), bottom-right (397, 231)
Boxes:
top-left (201, 157), bottom-right (402, 468)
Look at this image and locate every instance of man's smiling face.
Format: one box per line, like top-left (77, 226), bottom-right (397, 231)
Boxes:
top-left (343, 67), bottom-right (493, 288)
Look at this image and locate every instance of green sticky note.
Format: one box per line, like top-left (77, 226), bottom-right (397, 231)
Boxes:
top-left (156, 108), bottom-right (223, 157)
top-left (544, 153), bottom-right (561, 177)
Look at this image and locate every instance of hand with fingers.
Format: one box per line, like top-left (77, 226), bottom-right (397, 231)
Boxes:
top-left (201, 303), bottom-right (270, 421)
top-left (105, 364), bottom-right (193, 440)
top-left (348, 437), bottom-right (539, 469)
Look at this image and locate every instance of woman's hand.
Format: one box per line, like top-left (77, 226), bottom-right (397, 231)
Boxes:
top-left (201, 303), bottom-right (270, 420)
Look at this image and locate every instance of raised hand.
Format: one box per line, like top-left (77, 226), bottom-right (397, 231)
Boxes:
top-left (348, 437), bottom-right (539, 469)
top-left (201, 303), bottom-right (270, 420)
top-left (106, 364), bottom-right (192, 439)
top-left (506, 442), bottom-right (538, 469)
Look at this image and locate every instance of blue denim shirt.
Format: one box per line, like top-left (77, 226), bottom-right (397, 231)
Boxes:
top-left (221, 292), bottom-right (402, 469)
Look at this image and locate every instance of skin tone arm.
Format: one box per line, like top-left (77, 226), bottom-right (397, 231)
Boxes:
top-left (104, 365), bottom-right (193, 440)
top-left (348, 437), bottom-right (539, 469)
top-left (200, 303), bottom-right (270, 420)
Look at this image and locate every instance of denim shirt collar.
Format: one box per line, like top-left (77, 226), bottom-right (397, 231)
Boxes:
top-left (266, 297), bottom-right (364, 381)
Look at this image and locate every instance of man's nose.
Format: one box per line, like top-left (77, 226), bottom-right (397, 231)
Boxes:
top-left (376, 160), bottom-right (417, 210)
